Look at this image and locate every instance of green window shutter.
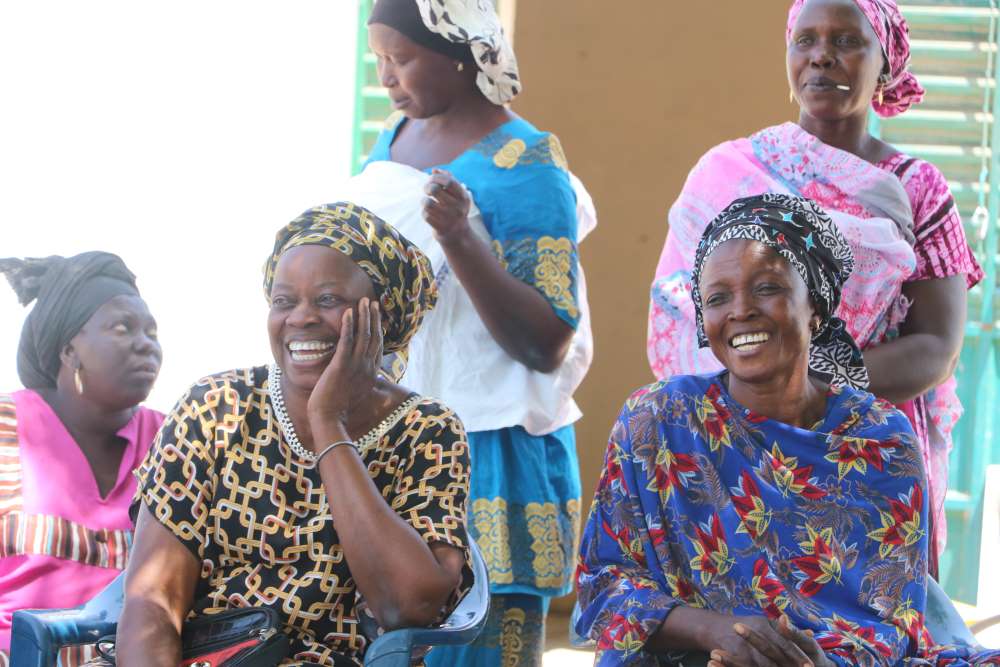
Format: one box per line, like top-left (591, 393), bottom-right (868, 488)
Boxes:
top-left (351, 0), bottom-right (390, 175)
top-left (875, 2), bottom-right (1000, 604)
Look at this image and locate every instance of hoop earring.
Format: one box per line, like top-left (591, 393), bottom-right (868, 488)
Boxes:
top-left (74, 367), bottom-right (84, 395)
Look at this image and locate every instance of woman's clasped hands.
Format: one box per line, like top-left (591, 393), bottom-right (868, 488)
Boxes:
top-left (707, 615), bottom-right (833, 667)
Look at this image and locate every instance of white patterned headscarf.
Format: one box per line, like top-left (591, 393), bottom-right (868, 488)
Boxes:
top-left (371, 0), bottom-right (520, 105)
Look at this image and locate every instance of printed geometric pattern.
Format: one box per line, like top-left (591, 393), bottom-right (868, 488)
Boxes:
top-left (135, 366), bottom-right (471, 666)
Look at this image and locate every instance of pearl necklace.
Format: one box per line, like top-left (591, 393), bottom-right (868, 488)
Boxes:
top-left (267, 364), bottom-right (420, 463)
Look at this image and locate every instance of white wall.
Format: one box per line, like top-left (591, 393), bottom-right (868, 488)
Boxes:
top-left (0, 1), bottom-right (358, 411)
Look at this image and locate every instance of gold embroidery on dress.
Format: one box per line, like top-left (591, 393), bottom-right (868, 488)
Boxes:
top-left (472, 497), bottom-right (514, 584)
top-left (534, 236), bottom-right (579, 319)
top-left (547, 134), bottom-right (569, 171)
top-left (491, 240), bottom-right (509, 270)
top-left (493, 138), bottom-right (527, 169)
top-left (499, 606), bottom-right (527, 667)
top-left (525, 502), bottom-right (565, 589)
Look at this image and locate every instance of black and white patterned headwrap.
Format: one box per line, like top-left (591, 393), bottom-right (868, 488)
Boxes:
top-left (691, 193), bottom-right (869, 390)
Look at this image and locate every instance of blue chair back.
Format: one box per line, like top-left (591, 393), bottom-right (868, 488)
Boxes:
top-left (10, 573), bottom-right (124, 667)
top-left (363, 539), bottom-right (490, 666)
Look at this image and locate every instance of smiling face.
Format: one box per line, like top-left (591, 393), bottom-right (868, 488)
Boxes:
top-left (787, 0), bottom-right (886, 122)
top-left (368, 23), bottom-right (471, 118)
top-left (65, 294), bottom-right (162, 409)
top-left (267, 245), bottom-right (377, 393)
top-left (699, 239), bottom-right (817, 386)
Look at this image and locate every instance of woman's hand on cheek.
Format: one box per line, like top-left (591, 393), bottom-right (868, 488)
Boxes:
top-left (306, 297), bottom-right (383, 435)
top-left (422, 169), bottom-right (472, 244)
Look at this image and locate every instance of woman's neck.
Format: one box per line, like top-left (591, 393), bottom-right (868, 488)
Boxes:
top-left (796, 111), bottom-right (880, 163)
top-left (725, 369), bottom-right (827, 430)
top-left (281, 375), bottom-right (402, 448)
top-left (38, 387), bottom-right (136, 444)
top-left (427, 92), bottom-right (512, 134)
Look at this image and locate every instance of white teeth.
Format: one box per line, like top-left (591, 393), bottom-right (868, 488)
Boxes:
top-left (288, 341), bottom-right (334, 352)
top-left (730, 332), bottom-right (770, 349)
top-left (290, 350), bottom-right (331, 362)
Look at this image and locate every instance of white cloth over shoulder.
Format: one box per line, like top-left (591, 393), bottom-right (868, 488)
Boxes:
top-left (335, 160), bottom-right (594, 436)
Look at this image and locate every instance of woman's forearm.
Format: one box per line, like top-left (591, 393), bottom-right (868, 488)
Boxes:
top-left (864, 276), bottom-right (968, 404)
top-left (438, 226), bottom-right (573, 373)
top-left (313, 426), bottom-right (459, 629)
top-left (863, 333), bottom-right (958, 404)
top-left (115, 597), bottom-right (183, 667)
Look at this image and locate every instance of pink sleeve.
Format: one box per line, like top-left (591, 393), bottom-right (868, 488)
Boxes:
top-left (896, 158), bottom-right (984, 288)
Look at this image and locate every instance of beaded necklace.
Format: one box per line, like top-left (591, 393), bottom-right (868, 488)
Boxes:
top-left (267, 363), bottom-right (419, 463)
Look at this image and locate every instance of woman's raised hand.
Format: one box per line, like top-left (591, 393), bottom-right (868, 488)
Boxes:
top-left (422, 169), bottom-right (472, 243)
top-left (707, 615), bottom-right (826, 667)
top-left (306, 297), bottom-right (383, 436)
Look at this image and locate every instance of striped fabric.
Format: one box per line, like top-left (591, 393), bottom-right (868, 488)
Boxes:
top-left (0, 396), bottom-right (21, 514)
top-left (0, 395), bottom-right (131, 568)
top-left (0, 513), bottom-right (131, 570)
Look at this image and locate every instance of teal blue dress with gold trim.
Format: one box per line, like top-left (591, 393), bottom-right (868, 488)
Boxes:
top-left (365, 115), bottom-right (582, 600)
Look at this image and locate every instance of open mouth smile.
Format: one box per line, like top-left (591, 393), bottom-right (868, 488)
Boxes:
top-left (729, 332), bottom-right (770, 352)
top-left (287, 340), bottom-right (335, 363)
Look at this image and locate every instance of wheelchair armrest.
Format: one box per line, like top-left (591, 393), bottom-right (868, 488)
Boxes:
top-left (9, 573), bottom-right (124, 667)
top-left (364, 541), bottom-right (491, 667)
top-left (10, 607), bottom-right (119, 667)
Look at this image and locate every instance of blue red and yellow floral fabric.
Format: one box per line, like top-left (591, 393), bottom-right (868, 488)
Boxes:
top-left (575, 372), bottom-right (1000, 667)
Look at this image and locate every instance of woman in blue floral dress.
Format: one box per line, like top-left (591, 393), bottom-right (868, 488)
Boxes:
top-left (576, 194), bottom-right (1000, 667)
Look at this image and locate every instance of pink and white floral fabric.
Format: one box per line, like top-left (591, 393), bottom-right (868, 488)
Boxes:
top-left (648, 122), bottom-right (982, 559)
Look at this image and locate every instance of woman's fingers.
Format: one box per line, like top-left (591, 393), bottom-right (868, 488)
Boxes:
top-left (355, 298), bottom-right (371, 363)
top-left (777, 617), bottom-right (824, 663)
top-left (735, 622), bottom-right (811, 667)
top-left (368, 300), bottom-right (383, 363)
top-left (332, 307), bottom-right (354, 373)
top-left (709, 649), bottom-right (757, 667)
top-left (423, 186), bottom-right (465, 215)
top-left (426, 170), bottom-right (469, 206)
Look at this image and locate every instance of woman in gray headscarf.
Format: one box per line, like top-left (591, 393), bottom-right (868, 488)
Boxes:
top-left (0, 252), bottom-right (163, 666)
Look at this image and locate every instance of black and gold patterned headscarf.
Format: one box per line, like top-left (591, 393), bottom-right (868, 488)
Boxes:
top-left (691, 193), bottom-right (868, 390)
top-left (263, 202), bottom-right (437, 355)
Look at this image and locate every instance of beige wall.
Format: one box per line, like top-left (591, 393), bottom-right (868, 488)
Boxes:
top-left (510, 1), bottom-right (795, 605)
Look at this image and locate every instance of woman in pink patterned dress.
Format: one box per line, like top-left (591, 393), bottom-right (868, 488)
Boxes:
top-left (646, 0), bottom-right (983, 574)
top-left (0, 252), bottom-right (163, 666)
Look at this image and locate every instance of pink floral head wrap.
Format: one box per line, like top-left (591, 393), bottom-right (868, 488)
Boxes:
top-left (786, 0), bottom-right (925, 117)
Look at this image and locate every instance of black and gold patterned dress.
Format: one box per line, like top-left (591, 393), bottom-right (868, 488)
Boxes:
top-left (134, 366), bottom-right (471, 666)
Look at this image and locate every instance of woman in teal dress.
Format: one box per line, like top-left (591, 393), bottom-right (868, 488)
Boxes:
top-left (349, 0), bottom-right (596, 663)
